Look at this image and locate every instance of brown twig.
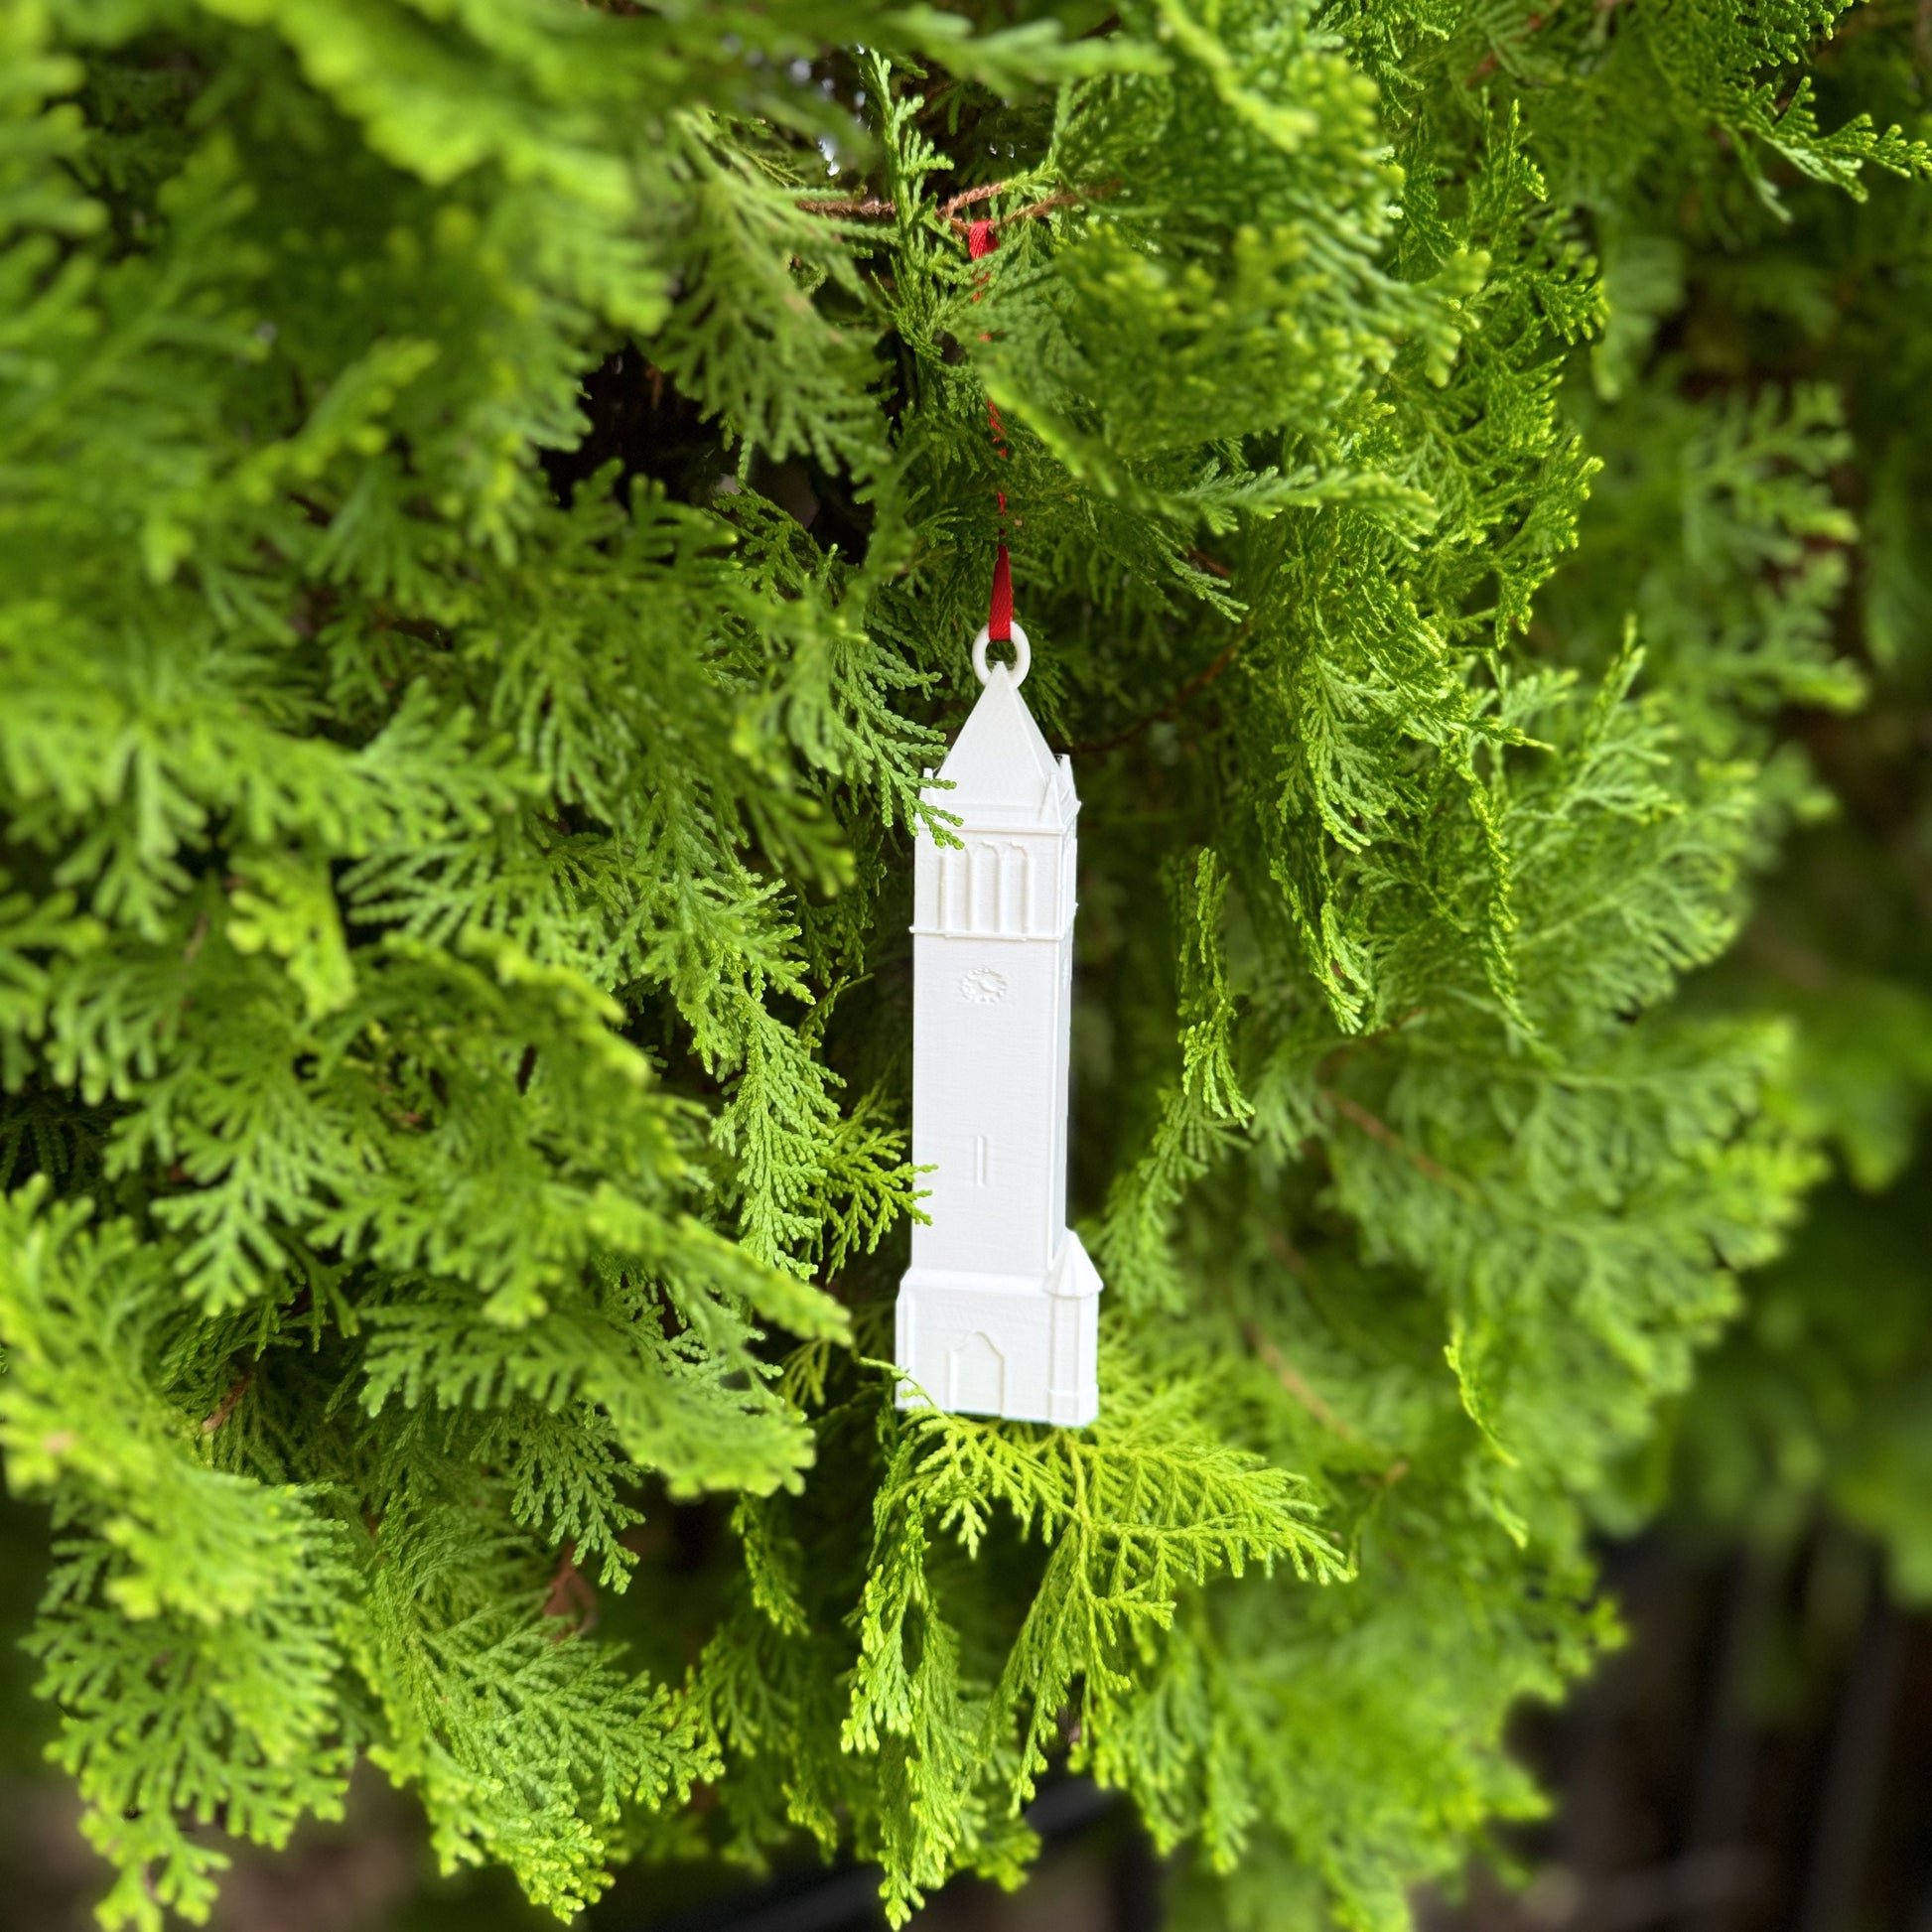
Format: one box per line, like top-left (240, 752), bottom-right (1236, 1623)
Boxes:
top-left (1743, 922), bottom-right (1837, 992)
top-left (202, 1368), bottom-right (253, 1436)
top-left (1323, 1088), bottom-right (1469, 1194)
top-left (1465, 8), bottom-right (1548, 81)
top-left (1244, 1320), bottom-right (1354, 1438)
top-left (1266, 1228), bottom-right (1311, 1276)
top-left (939, 179), bottom-right (1014, 216)
top-left (542, 1543), bottom-right (599, 1636)
top-left (946, 189), bottom-right (1090, 236)
top-left (1062, 633), bottom-right (1246, 759)
top-left (800, 195), bottom-right (899, 218)
top-left (796, 179), bottom-right (1104, 235)
top-left (796, 181), bottom-right (999, 221)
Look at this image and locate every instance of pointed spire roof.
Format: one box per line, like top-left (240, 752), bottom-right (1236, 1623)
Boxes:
top-left (929, 667), bottom-right (1077, 829)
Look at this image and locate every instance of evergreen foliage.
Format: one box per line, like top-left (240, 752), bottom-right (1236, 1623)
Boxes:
top-left (0, 0), bottom-right (1926, 1927)
top-left (1567, 15), bottom-right (1932, 1602)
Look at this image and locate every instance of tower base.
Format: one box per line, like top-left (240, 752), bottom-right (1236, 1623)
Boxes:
top-left (896, 1231), bottom-right (1102, 1428)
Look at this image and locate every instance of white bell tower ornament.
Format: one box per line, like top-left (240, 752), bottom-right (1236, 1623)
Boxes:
top-left (896, 621), bottom-right (1103, 1427)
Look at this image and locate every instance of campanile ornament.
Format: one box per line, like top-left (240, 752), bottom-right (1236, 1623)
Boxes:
top-left (896, 620), bottom-right (1104, 1427)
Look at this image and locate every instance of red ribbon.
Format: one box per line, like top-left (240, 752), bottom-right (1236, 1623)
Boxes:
top-left (968, 219), bottom-right (1012, 643)
top-left (988, 540), bottom-right (1013, 642)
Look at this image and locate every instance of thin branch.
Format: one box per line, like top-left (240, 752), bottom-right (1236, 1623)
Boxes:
top-left (1062, 633), bottom-right (1246, 759)
top-left (202, 1368), bottom-right (254, 1436)
top-left (800, 195), bottom-right (898, 218)
top-left (1244, 1320), bottom-right (1355, 1438)
top-left (1323, 1088), bottom-right (1475, 1196)
top-left (542, 1542), bottom-right (600, 1636)
top-left (796, 179), bottom-right (1106, 234)
top-left (1465, 8), bottom-right (1550, 81)
top-left (939, 179), bottom-right (1014, 216)
top-left (1267, 1228), bottom-right (1311, 1276)
top-left (956, 190), bottom-right (1074, 233)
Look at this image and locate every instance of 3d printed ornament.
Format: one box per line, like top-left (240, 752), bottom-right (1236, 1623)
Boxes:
top-left (896, 621), bottom-right (1103, 1427)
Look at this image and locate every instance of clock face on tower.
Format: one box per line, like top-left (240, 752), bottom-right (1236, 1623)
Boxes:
top-left (959, 966), bottom-right (1009, 1004)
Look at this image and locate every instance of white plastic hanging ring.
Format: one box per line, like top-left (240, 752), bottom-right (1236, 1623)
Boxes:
top-left (971, 621), bottom-right (1031, 687)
